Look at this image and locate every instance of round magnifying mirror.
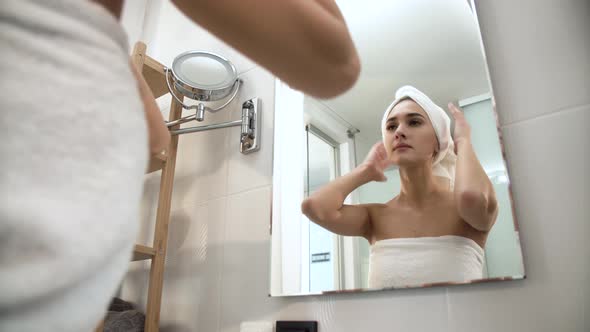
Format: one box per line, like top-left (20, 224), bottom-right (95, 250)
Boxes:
top-left (170, 51), bottom-right (238, 102)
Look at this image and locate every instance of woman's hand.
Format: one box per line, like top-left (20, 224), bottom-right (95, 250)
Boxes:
top-left (448, 103), bottom-right (471, 151)
top-left (361, 142), bottom-right (395, 182)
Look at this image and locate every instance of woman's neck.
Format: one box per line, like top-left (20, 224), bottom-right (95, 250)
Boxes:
top-left (397, 165), bottom-right (446, 207)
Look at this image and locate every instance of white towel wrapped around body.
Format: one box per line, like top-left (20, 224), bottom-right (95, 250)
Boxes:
top-left (0, 0), bottom-right (147, 331)
top-left (368, 235), bottom-right (484, 289)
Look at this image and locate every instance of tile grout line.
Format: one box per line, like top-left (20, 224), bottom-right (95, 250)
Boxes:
top-left (216, 196), bottom-right (228, 332)
top-left (175, 181), bottom-right (271, 213)
top-left (216, 104), bottom-right (233, 332)
top-left (171, 161), bottom-right (270, 211)
top-left (501, 102), bottom-right (590, 128)
top-left (238, 65), bottom-right (259, 77)
top-left (227, 182), bottom-right (273, 198)
top-left (445, 288), bottom-right (452, 332)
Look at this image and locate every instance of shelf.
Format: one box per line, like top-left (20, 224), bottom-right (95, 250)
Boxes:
top-left (142, 55), bottom-right (169, 99)
top-left (146, 152), bottom-right (167, 174)
top-left (132, 244), bottom-right (156, 261)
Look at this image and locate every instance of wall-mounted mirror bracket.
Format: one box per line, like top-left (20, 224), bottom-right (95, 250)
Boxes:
top-left (170, 98), bottom-right (261, 155)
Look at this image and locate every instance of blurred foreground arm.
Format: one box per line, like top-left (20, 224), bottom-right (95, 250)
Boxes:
top-left (171, 0), bottom-right (361, 98)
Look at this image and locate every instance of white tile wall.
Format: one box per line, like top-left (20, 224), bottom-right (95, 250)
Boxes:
top-left (474, 0), bottom-right (590, 125)
top-left (447, 104), bottom-right (590, 332)
top-left (171, 104), bottom-right (231, 208)
top-left (226, 67), bottom-right (276, 195)
top-left (158, 198), bottom-right (227, 332)
top-left (119, 0), bottom-right (149, 50)
top-left (219, 186), bottom-right (275, 332)
top-left (121, 0), bottom-right (590, 331)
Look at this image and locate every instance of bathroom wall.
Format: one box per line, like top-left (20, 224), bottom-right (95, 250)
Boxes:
top-left (121, 0), bottom-right (590, 331)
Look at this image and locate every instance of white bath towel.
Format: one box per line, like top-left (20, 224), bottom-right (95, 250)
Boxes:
top-left (0, 0), bottom-right (147, 331)
top-left (368, 235), bottom-right (484, 289)
top-left (381, 86), bottom-right (457, 189)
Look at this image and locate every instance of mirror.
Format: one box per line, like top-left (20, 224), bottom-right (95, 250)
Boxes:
top-left (165, 50), bottom-right (242, 123)
top-left (166, 51), bottom-right (239, 106)
top-left (180, 56), bottom-right (231, 87)
top-left (172, 51), bottom-right (238, 90)
top-left (172, 51), bottom-right (237, 91)
top-left (270, 0), bottom-right (525, 296)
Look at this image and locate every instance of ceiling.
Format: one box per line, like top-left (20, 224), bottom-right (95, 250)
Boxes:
top-left (307, 0), bottom-right (491, 144)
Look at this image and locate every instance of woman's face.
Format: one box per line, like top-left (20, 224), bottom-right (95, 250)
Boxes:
top-left (383, 99), bottom-right (439, 166)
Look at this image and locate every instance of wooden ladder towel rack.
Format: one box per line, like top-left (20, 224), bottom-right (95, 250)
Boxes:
top-left (130, 41), bottom-right (182, 332)
top-left (96, 41), bottom-right (183, 332)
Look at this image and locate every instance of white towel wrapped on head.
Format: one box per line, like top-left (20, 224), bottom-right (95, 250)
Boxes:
top-left (381, 85), bottom-right (457, 189)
